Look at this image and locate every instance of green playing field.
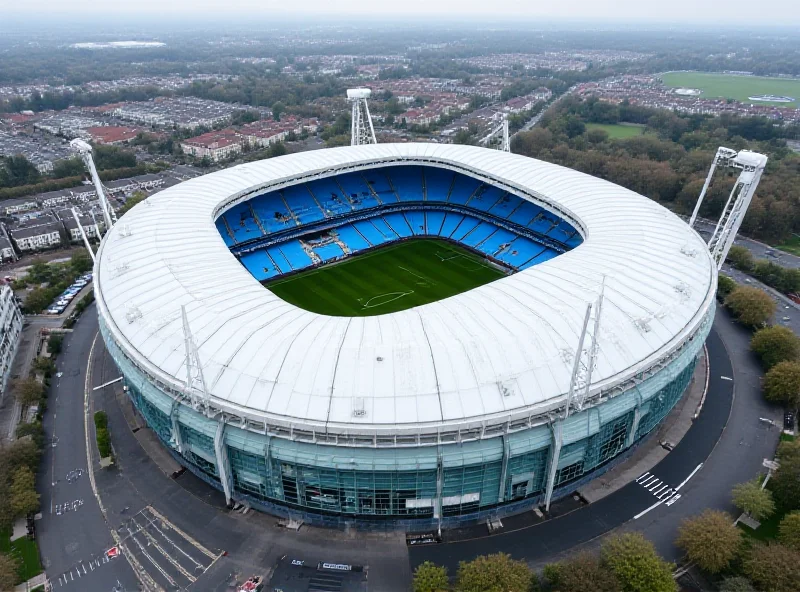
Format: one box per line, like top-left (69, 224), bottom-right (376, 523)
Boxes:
top-left (266, 239), bottom-right (507, 316)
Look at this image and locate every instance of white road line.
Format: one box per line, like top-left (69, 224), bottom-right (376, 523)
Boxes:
top-left (657, 488), bottom-right (674, 500)
top-left (721, 376), bottom-right (733, 381)
top-left (635, 472), bottom-right (650, 483)
top-left (648, 480), bottom-right (663, 491)
top-left (640, 475), bottom-right (658, 487)
top-left (634, 464), bottom-right (703, 520)
top-left (653, 484), bottom-right (669, 496)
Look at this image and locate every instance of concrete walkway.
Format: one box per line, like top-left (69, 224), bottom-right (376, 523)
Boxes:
top-left (14, 572), bottom-right (46, 592)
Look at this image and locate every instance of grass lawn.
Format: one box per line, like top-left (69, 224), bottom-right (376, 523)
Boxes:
top-left (0, 528), bottom-right (43, 583)
top-left (586, 122), bottom-right (645, 139)
top-left (776, 235), bottom-right (800, 257)
top-left (662, 71), bottom-right (800, 107)
top-left (739, 511), bottom-right (783, 542)
top-left (267, 238), bottom-right (506, 316)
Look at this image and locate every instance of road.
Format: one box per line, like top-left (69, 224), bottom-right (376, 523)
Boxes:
top-left (693, 217), bottom-right (800, 269)
top-left (36, 306), bottom-right (138, 591)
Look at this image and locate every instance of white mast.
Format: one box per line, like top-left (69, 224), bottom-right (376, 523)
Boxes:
top-left (70, 207), bottom-right (95, 262)
top-left (478, 114), bottom-right (511, 152)
top-left (347, 88), bottom-right (377, 146)
top-left (69, 139), bottom-right (117, 233)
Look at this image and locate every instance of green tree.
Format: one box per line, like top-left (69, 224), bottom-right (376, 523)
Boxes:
top-left (70, 249), bottom-right (93, 274)
top-left (120, 190), bottom-right (147, 215)
top-left (544, 553), bottom-right (620, 592)
top-left (726, 245), bottom-right (755, 271)
top-left (47, 334), bottom-right (63, 356)
top-left (724, 286), bottom-right (775, 328)
top-left (718, 577), bottom-right (756, 592)
top-left (763, 361), bottom-right (800, 409)
top-left (751, 326), bottom-right (800, 369)
top-left (12, 378), bottom-right (43, 407)
top-left (412, 561), bottom-right (449, 592)
top-left (51, 156), bottom-right (85, 179)
top-left (0, 553), bottom-right (19, 591)
top-left (10, 465), bottom-right (40, 517)
top-left (455, 553), bottom-right (533, 592)
top-left (601, 533), bottom-right (676, 592)
top-left (0, 154), bottom-right (41, 187)
top-left (771, 440), bottom-right (800, 511)
top-left (778, 511), bottom-right (800, 551)
top-left (742, 543), bottom-right (800, 592)
top-left (675, 510), bottom-right (742, 573)
top-left (732, 479), bottom-right (775, 520)
top-left (22, 286), bottom-right (54, 314)
top-left (717, 275), bottom-right (737, 300)
top-left (271, 101), bottom-right (285, 122)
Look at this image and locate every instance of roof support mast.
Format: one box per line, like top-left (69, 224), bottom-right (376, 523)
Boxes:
top-left (347, 88), bottom-right (377, 146)
top-left (689, 147), bottom-right (767, 269)
top-left (478, 114), bottom-right (511, 152)
top-left (70, 207), bottom-right (95, 262)
top-left (181, 305), bottom-right (211, 415)
top-left (69, 139), bottom-right (117, 233)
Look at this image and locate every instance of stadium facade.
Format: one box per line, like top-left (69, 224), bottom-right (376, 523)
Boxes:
top-left (96, 144), bottom-right (716, 528)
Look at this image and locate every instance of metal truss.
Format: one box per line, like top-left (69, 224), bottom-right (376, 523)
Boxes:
top-left (347, 88), bottom-right (377, 146)
top-left (70, 138), bottom-right (118, 232)
top-left (181, 305), bottom-right (211, 414)
top-left (479, 114), bottom-right (511, 152)
top-left (689, 147), bottom-right (767, 269)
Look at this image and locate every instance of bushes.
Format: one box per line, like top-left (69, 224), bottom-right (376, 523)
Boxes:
top-left (763, 361), bottom-right (800, 408)
top-left (675, 510), bottom-right (742, 573)
top-left (731, 479), bottom-right (775, 521)
top-left (751, 326), bottom-right (800, 369)
top-left (94, 411), bottom-right (112, 459)
top-left (717, 274), bottom-right (737, 300)
top-left (724, 286), bottom-right (776, 328)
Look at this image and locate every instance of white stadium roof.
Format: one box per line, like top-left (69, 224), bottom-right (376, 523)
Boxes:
top-left (95, 143), bottom-right (716, 437)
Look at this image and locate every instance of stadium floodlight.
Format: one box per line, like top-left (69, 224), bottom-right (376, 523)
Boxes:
top-left (478, 114), bottom-right (511, 152)
top-left (347, 88), bottom-right (377, 146)
top-left (69, 138), bottom-right (117, 233)
top-left (71, 207), bottom-right (95, 262)
top-left (689, 147), bottom-right (767, 269)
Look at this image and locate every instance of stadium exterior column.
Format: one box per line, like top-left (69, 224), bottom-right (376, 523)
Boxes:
top-left (214, 420), bottom-right (233, 507)
top-left (435, 449), bottom-right (443, 537)
top-left (170, 398), bottom-right (184, 454)
top-left (497, 434), bottom-right (510, 504)
top-left (627, 399), bottom-right (642, 448)
top-left (543, 420), bottom-right (563, 512)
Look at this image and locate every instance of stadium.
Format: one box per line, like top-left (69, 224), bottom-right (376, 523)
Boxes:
top-left (95, 143), bottom-right (716, 528)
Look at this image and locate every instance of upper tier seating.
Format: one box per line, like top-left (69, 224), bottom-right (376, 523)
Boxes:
top-left (307, 178), bottom-right (353, 216)
top-left (386, 166), bottom-right (424, 202)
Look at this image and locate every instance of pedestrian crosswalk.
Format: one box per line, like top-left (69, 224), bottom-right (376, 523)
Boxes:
top-left (635, 471), bottom-right (681, 505)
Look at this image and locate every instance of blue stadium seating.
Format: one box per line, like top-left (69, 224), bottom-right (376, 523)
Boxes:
top-left (383, 213), bottom-right (413, 238)
top-left (266, 246), bottom-right (293, 274)
top-left (224, 203), bottom-right (264, 244)
top-left (307, 178), bottom-right (353, 216)
top-left (425, 211), bottom-right (445, 236)
top-left (363, 171), bottom-right (397, 202)
top-left (216, 220), bottom-right (236, 247)
top-left (508, 201), bottom-right (543, 226)
top-left (220, 165), bottom-right (584, 281)
top-left (480, 229), bottom-right (518, 257)
top-left (281, 185), bottom-right (325, 225)
top-left (423, 167), bottom-right (454, 201)
top-left (387, 166), bottom-right (423, 202)
top-left (462, 223), bottom-right (497, 249)
top-left (404, 211), bottom-right (426, 235)
top-left (447, 174), bottom-right (481, 205)
top-left (488, 193), bottom-right (523, 219)
top-left (450, 216), bottom-right (483, 242)
top-left (241, 250), bottom-right (280, 281)
top-left (439, 212), bottom-right (465, 238)
top-left (250, 193), bottom-right (297, 234)
top-left (353, 220), bottom-right (390, 246)
top-left (278, 241), bottom-right (313, 271)
top-left (312, 242), bottom-right (345, 263)
top-left (467, 185), bottom-right (504, 212)
top-left (336, 172), bottom-right (381, 209)
top-left (336, 225), bottom-right (371, 252)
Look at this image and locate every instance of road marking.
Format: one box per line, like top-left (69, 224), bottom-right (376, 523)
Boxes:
top-left (721, 376), bottom-right (733, 381)
top-left (93, 376), bottom-right (123, 391)
top-left (634, 464), bottom-right (702, 519)
top-left (635, 472), bottom-right (651, 483)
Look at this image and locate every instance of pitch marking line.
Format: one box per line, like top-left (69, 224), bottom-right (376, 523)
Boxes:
top-left (362, 291), bottom-right (414, 309)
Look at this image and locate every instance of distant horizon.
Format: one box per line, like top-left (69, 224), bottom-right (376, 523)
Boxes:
top-left (1, 3), bottom-right (800, 30)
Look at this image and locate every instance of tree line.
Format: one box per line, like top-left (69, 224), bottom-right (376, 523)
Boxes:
top-left (511, 96), bottom-right (800, 245)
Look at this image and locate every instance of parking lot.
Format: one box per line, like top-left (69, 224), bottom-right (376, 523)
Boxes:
top-left (46, 272), bottom-right (92, 315)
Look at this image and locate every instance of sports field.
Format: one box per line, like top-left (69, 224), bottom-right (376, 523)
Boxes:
top-left (586, 122), bottom-right (645, 139)
top-left (661, 72), bottom-right (800, 107)
top-left (267, 239), bottom-right (506, 316)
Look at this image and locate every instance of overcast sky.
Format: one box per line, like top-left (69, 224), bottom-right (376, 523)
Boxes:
top-left (0, 0), bottom-right (798, 25)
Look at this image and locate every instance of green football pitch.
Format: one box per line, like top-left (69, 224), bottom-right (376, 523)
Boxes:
top-left (266, 239), bottom-right (507, 316)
